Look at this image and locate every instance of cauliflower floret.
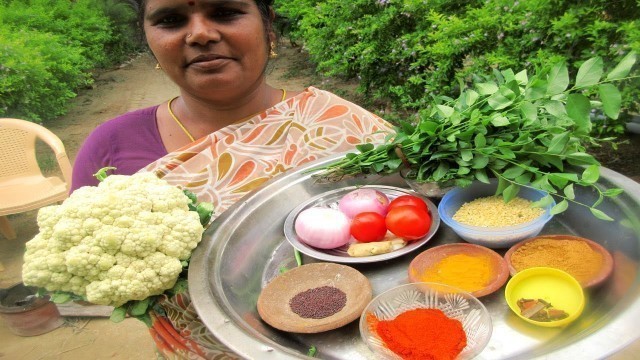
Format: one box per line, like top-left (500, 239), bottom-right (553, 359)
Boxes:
top-left (85, 252), bottom-right (183, 307)
top-left (21, 172), bottom-right (208, 307)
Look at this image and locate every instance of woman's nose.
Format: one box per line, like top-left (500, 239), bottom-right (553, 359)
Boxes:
top-left (186, 15), bottom-right (221, 45)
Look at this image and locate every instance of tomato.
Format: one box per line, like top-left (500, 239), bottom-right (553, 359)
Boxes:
top-left (385, 205), bottom-right (432, 240)
top-left (350, 212), bottom-right (388, 243)
top-left (388, 195), bottom-right (429, 213)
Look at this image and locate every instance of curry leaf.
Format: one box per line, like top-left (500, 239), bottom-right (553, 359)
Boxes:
top-left (603, 188), bottom-right (624, 197)
top-left (437, 105), bottom-right (455, 118)
top-left (547, 132), bottom-right (570, 154)
top-left (582, 165), bottom-right (600, 184)
top-left (546, 62), bottom-right (569, 95)
top-left (599, 84), bottom-right (622, 120)
top-left (532, 194), bottom-right (555, 208)
top-left (474, 133), bottom-right (486, 148)
top-left (476, 82), bottom-right (498, 95)
top-left (606, 51), bottom-right (637, 80)
top-left (566, 94), bottom-right (591, 133)
top-left (551, 200), bottom-right (569, 215)
top-left (563, 184), bottom-right (575, 200)
top-left (503, 165), bottom-right (526, 179)
top-left (503, 183), bottom-right (520, 202)
top-left (590, 208), bottom-right (614, 221)
top-left (575, 57), bottom-right (603, 88)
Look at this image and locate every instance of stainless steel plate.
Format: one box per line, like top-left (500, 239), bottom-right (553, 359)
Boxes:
top-left (282, 185), bottom-right (440, 264)
top-left (189, 153), bottom-right (640, 360)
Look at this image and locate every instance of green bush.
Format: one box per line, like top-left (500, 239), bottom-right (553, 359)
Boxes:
top-left (275, 0), bottom-right (640, 135)
top-left (0, 0), bottom-right (140, 123)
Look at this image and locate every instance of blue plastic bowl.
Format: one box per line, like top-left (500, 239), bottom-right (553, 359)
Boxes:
top-left (438, 180), bottom-right (555, 249)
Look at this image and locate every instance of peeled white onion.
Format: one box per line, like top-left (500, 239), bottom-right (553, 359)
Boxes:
top-left (338, 188), bottom-right (390, 218)
top-left (294, 207), bottom-right (351, 249)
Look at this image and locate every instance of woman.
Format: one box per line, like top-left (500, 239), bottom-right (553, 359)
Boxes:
top-left (72, 0), bottom-right (391, 358)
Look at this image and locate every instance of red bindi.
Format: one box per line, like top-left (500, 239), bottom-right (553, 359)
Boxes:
top-left (187, 1), bottom-right (195, 5)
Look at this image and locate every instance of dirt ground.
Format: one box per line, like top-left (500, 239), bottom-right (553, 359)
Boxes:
top-left (0, 43), bottom-right (639, 359)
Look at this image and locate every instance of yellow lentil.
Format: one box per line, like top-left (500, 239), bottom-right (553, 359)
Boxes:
top-left (453, 196), bottom-right (544, 227)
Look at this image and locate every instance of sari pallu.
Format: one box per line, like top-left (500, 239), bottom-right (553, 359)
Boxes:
top-left (143, 87), bottom-right (392, 359)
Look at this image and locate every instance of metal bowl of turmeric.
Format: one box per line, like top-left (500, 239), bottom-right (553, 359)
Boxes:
top-left (408, 243), bottom-right (510, 297)
top-left (359, 282), bottom-right (492, 360)
top-left (438, 179), bottom-right (555, 249)
top-left (504, 234), bottom-right (614, 288)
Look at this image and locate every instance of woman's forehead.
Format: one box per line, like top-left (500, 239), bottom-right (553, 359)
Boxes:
top-left (145, 0), bottom-right (253, 6)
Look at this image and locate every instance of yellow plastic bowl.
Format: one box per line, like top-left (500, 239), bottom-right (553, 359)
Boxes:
top-left (505, 267), bottom-right (585, 327)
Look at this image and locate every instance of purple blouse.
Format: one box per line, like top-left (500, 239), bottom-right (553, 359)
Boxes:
top-left (70, 106), bottom-right (168, 192)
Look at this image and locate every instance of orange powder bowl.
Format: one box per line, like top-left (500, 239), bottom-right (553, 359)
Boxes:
top-left (504, 235), bottom-right (614, 288)
top-left (359, 282), bottom-right (492, 360)
top-left (408, 243), bottom-right (510, 297)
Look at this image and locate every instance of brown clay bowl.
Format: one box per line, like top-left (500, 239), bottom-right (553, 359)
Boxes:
top-left (408, 243), bottom-right (510, 297)
top-left (504, 234), bottom-right (614, 288)
top-left (257, 262), bottom-right (372, 333)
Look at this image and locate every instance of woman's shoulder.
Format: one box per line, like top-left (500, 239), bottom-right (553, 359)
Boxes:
top-left (95, 105), bottom-right (159, 133)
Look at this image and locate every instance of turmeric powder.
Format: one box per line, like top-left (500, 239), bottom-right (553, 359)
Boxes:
top-left (416, 254), bottom-right (494, 293)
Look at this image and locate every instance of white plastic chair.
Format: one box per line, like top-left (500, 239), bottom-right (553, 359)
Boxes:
top-left (0, 118), bottom-right (72, 240)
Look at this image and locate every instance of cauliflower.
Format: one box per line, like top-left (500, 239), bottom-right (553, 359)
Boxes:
top-left (22, 172), bottom-right (206, 307)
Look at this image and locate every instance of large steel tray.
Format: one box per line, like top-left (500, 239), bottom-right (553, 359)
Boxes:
top-left (189, 153), bottom-right (640, 359)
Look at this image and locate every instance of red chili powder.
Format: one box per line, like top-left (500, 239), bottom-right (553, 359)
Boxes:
top-left (375, 308), bottom-right (467, 360)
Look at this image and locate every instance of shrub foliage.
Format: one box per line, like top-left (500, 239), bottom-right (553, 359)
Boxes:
top-left (276, 0), bottom-right (640, 135)
top-left (0, 0), bottom-right (141, 123)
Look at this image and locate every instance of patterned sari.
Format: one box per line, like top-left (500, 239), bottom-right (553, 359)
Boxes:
top-left (142, 87), bottom-right (392, 359)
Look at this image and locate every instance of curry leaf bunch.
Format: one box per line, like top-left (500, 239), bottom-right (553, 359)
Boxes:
top-left (321, 53), bottom-right (637, 220)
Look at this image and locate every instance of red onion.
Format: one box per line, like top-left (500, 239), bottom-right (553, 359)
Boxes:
top-left (338, 188), bottom-right (390, 218)
top-left (294, 207), bottom-right (351, 249)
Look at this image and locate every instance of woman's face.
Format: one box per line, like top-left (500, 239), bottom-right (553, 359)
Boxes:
top-left (143, 0), bottom-right (271, 101)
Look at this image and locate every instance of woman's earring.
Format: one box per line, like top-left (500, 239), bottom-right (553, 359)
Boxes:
top-left (155, 63), bottom-right (162, 70)
top-left (269, 42), bottom-right (278, 59)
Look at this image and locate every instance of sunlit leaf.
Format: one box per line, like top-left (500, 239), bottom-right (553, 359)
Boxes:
top-left (476, 82), bottom-right (499, 95)
top-left (582, 165), bottom-right (600, 184)
top-left (515, 69), bottom-right (528, 85)
top-left (575, 57), bottom-right (603, 88)
top-left (503, 165), bottom-right (525, 179)
top-left (437, 105), bottom-right (455, 118)
top-left (474, 169), bottom-right (489, 183)
top-left (603, 188), bottom-right (624, 197)
top-left (546, 62), bottom-right (569, 95)
top-left (520, 101), bottom-right (537, 122)
top-left (590, 208), bottom-right (614, 221)
top-left (531, 194), bottom-right (555, 208)
top-left (488, 91), bottom-right (512, 110)
top-left (566, 94), bottom-right (591, 133)
top-left (606, 51), bottom-right (637, 80)
top-left (563, 184), bottom-right (575, 200)
top-left (550, 200), bottom-right (569, 215)
top-left (490, 115), bottom-right (510, 126)
top-left (547, 132), bottom-right (569, 154)
top-left (599, 84), bottom-right (622, 120)
top-left (503, 183), bottom-right (520, 202)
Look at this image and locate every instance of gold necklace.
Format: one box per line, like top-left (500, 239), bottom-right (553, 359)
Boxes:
top-left (167, 89), bottom-right (287, 142)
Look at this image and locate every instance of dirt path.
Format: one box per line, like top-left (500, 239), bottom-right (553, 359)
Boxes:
top-left (1, 43), bottom-right (639, 359)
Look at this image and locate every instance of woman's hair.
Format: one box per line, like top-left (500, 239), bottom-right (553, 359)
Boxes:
top-left (137, 0), bottom-right (275, 33)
